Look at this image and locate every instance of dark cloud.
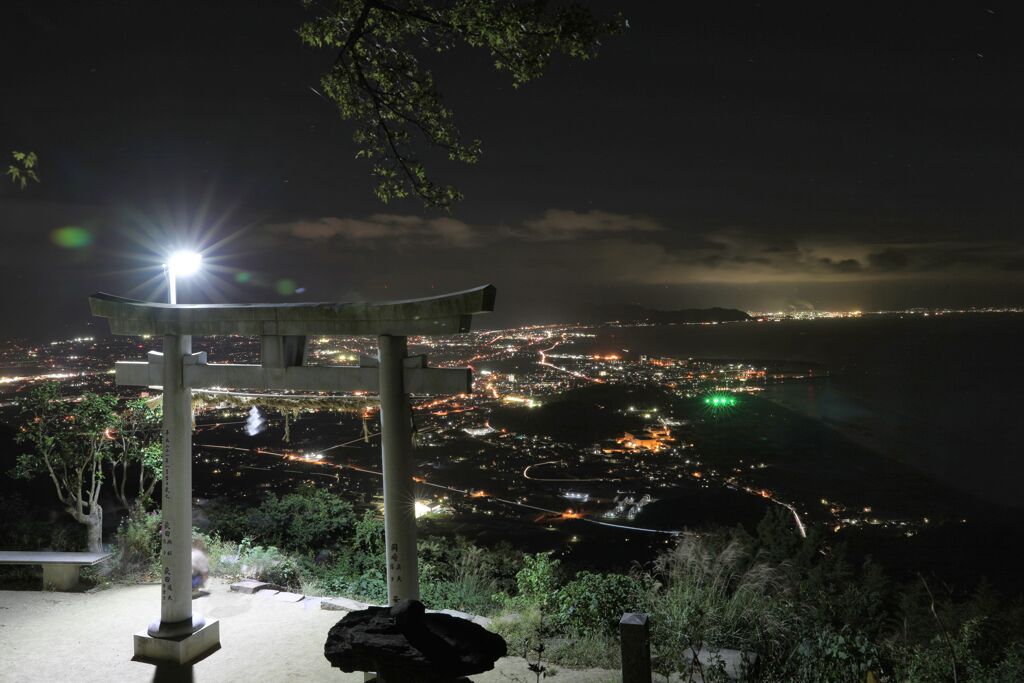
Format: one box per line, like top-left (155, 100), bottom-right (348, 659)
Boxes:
top-left (513, 209), bottom-right (662, 241)
top-left (869, 249), bottom-right (910, 271)
top-left (262, 215), bottom-right (1023, 291)
top-left (272, 214), bottom-right (478, 248)
top-left (819, 257), bottom-right (863, 274)
top-left (866, 243), bottom-right (1024, 276)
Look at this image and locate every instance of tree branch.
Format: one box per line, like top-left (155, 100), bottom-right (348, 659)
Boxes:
top-left (368, 0), bottom-right (453, 31)
top-left (919, 573), bottom-right (958, 683)
top-left (351, 57), bottom-right (434, 204)
top-left (335, 0), bottom-right (373, 64)
top-left (39, 450), bottom-right (68, 508)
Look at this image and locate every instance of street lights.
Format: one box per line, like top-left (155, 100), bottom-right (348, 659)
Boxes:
top-left (163, 250), bottom-right (202, 304)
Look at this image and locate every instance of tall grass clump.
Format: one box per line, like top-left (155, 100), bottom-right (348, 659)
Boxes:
top-left (650, 533), bottom-right (795, 679)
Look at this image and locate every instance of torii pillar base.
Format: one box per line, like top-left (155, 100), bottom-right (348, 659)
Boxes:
top-left (134, 619), bottom-right (220, 665)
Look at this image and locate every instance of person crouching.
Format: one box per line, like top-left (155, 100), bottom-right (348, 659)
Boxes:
top-left (192, 539), bottom-right (210, 593)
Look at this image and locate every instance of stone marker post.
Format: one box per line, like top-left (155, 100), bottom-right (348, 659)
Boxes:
top-left (620, 612), bottom-right (652, 683)
top-left (378, 334), bottom-right (420, 604)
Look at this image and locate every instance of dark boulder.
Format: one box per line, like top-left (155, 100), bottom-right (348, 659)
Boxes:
top-left (324, 600), bottom-right (507, 682)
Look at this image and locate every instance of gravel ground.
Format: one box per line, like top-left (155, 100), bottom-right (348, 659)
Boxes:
top-left (0, 579), bottom-right (618, 683)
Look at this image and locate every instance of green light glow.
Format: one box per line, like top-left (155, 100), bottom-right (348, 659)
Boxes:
top-left (275, 278), bottom-right (297, 295)
top-left (235, 271), bottom-right (252, 283)
top-left (704, 393), bottom-right (738, 408)
top-left (51, 226), bottom-right (93, 249)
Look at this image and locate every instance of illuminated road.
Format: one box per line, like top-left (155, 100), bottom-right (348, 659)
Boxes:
top-left (537, 335), bottom-right (603, 383)
top-left (196, 430), bottom-right (681, 536)
top-left (725, 481), bottom-right (808, 538)
top-left (240, 464), bottom-right (339, 482)
top-left (522, 460), bottom-right (610, 482)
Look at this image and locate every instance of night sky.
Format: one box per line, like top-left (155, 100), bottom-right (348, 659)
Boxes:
top-left (2, 1), bottom-right (1022, 338)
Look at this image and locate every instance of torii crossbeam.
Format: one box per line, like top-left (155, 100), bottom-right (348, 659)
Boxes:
top-left (89, 285), bottom-right (495, 664)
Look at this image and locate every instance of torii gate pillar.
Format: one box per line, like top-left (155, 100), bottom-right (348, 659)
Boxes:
top-left (89, 285), bottom-right (495, 664)
top-left (151, 333), bottom-right (205, 636)
top-left (378, 334), bottom-right (419, 602)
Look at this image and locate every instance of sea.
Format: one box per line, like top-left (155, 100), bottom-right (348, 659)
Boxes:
top-left (588, 313), bottom-right (1024, 511)
top-left (556, 313), bottom-right (1024, 588)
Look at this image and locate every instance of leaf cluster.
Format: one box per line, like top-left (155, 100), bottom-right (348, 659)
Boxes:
top-left (6, 150), bottom-right (40, 190)
top-left (299, 0), bottom-right (625, 207)
top-left (13, 383), bottom-right (117, 516)
top-left (109, 398), bottom-right (164, 507)
top-left (208, 483), bottom-right (357, 554)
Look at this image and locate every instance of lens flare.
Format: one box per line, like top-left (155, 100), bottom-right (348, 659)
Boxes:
top-left (51, 226), bottom-right (94, 248)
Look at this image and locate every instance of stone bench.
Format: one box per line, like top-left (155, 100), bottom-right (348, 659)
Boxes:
top-left (0, 551), bottom-right (111, 590)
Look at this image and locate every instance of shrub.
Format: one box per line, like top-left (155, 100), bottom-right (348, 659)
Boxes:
top-left (503, 551), bottom-right (561, 611)
top-left (552, 571), bottom-right (650, 635)
top-left (347, 567), bottom-right (389, 604)
top-left (204, 485), bottom-right (357, 554)
top-left (242, 485), bottom-right (356, 553)
top-left (111, 504), bottom-right (161, 579)
top-left (192, 529), bottom-right (240, 575)
top-left (304, 542), bottom-right (391, 604)
top-left (787, 626), bottom-right (882, 683)
top-left (237, 538), bottom-right (302, 587)
top-left (353, 510), bottom-right (385, 557)
top-left (420, 567), bottom-right (495, 616)
top-left (546, 630), bottom-right (622, 671)
top-left (892, 618), bottom-right (1024, 683)
top-left (491, 603), bottom-right (545, 662)
top-left (419, 536), bottom-right (516, 615)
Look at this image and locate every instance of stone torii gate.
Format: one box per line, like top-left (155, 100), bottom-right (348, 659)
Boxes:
top-left (89, 285), bottom-right (496, 664)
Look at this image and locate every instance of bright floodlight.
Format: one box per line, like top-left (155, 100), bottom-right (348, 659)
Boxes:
top-left (166, 250), bottom-right (202, 277)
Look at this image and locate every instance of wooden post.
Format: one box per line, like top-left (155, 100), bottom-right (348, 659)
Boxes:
top-left (620, 612), bottom-right (652, 683)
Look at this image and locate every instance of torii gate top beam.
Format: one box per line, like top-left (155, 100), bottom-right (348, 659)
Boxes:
top-left (88, 285), bottom-right (496, 337)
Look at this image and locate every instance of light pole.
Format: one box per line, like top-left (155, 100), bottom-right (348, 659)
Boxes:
top-left (163, 250), bottom-right (202, 304)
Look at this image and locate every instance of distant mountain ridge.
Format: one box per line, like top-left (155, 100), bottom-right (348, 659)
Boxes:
top-left (593, 305), bottom-right (751, 324)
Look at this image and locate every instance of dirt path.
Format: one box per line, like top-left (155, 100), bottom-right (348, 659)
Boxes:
top-left (0, 580), bottom-right (617, 683)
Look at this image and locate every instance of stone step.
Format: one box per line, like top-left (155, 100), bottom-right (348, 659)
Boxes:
top-left (321, 596), bottom-right (371, 612)
top-left (229, 579), bottom-right (273, 594)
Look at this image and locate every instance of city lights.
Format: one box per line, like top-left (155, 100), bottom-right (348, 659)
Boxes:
top-left (0, 315), bottom-right (956, 581)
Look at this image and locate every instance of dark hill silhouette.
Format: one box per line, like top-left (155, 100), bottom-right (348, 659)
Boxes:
top-left (590, 305), bottom-right (751, 324)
